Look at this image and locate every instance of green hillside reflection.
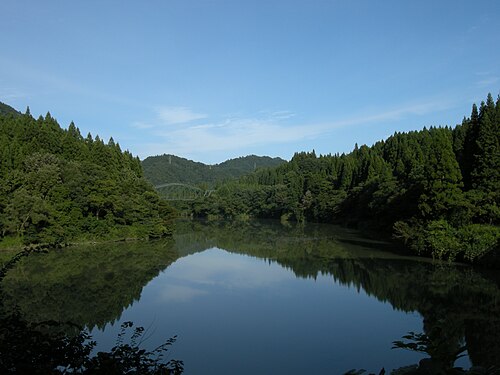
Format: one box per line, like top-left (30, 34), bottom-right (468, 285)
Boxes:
top-left (174, 219), bottom-right (500, 370)
top-left (1, 240), bottom-right (179, 330)
top-left (2, 219), bottom-right (499, 371)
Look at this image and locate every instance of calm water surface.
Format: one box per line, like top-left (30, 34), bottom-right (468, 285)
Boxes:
top-left (3, 219), bottom-right (499, 374)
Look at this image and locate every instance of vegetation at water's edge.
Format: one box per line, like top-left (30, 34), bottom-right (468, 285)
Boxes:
top-left (0, 105), bottom-right (174, 248)
top-left (188, 93), bottom-right (500, 263)
top-left (142, 153), bottom-right (286, 188)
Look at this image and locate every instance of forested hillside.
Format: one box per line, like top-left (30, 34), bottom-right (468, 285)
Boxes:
top-left (142, 154), bottom-right (286, 187)
top-left (0, 102), bottom-right (21, 117)
top-left (190, 94), bottom-right (500, 263)
top-left (0, 106), bottom-right (173, 247)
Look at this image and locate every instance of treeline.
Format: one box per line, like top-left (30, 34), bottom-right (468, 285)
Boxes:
top-left (0, 105), bottom-right (173, 247)
top-left (142, 153), bottom-right (286, 188)
top-left (190, 94), bottom-right (500, 262)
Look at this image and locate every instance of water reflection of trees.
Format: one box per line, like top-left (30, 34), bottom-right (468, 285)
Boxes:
top-left (175, 219), bottom-right (500, 371)
top-left (0, 247), bottom-right (184, 374)
top-left (1, 240), bottom-right (179, 330)
top-left (2, 219), bottom-right (499, 371)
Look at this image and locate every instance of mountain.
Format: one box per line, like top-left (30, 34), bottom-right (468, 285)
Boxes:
top-left (0, 102), bottom-right (21, 117)
top-left (142, 154), bottom-right (286, 187)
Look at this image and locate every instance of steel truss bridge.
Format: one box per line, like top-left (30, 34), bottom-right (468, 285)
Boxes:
top-left (154, 183), bottom-right (215, 201)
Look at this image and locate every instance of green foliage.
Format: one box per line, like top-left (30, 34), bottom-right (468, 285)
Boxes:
top-left (188, 94), bottom-right (499, 263)
top-left (142, 153), bottom-right (286, 187)
top-left (0, 105), bottom-right (174, 246)
top-left (0, 312), bottom-right (183, 374)
top-left (0, 101), bottom-right (21, 117)
top-left (392, 330), bottom-right (468, 374)
top-left (424, 220), bottom-right (462, 261)
top-left (83, 321), bottom-right (184, 375)
top-left (458, 224), bottom-right (500, 261)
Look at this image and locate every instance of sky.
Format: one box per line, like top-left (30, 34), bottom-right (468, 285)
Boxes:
top-left (1, 0), bottom-right (499, 164)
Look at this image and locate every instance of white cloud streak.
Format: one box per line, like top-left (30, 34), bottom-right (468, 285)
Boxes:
top-left (476, 76), bottom-right (499, 87)
top-left (157, 106), bottom-right (207, 124)
top-left (0, 57), bottom-right (144, 108)
top-left (133, 98), bottom-right (454, 159)
top-left (0, 90), bottom-right (27, 101)
top-left (131, 121), bottom-right (154, 129)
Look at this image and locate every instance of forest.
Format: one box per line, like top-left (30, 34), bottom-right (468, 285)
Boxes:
top-left (0, 105), bottom-right (174, 247)
top-left (142, 153), bottom-right (285, 187)
top-left (188, 94), bottom-right (500, 263)
top-left (1, 94), bottom-right (498, 263)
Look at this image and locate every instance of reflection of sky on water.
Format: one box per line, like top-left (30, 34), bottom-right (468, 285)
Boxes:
top-left (92, 247), bottom-right (426, 374)
top-left (157, 248), bottom-right (292, 302)
top-left (158, 284), bottom-right (208, 303)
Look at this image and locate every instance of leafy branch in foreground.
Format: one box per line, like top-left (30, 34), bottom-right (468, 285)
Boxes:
top-left (344, 330), bottom-right (499, 375)
top-left (0, 250), bottom-right (183, 374)
top-left (0, 314), bottom-right (184, 374)
top-left (83, 321), bottom-right (184, 375)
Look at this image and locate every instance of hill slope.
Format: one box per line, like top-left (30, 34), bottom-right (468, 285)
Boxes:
top-left (142, 154), bottom-right (286, 186)
top-left (0, 102), bottom-right (21, 117)
top-left (0, 103), bottom-right (173, 246)
top-left (190, 93), bottom-right (500, 263)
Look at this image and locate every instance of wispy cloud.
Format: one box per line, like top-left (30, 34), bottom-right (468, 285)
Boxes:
top-left (0, 57), bottom-right (143, 109)
top-left (474, 71), bottom-right (499, 88)
top-left (157, 106), bottom-right (207, 125)
top-left (270, 110), bottom-right (296, 120)
top-left (337, 99), bottom-right (453, 125)
top-left (476, 76), bottom-right (499, 88)
top-left (0, 89), bottom-right (28, 102)
top-left (131, 121), bottom-right (155, 129)
top-left (132, 97), bottom-right (455, 159)
top-left (154, 118), bottom-right (319, 155)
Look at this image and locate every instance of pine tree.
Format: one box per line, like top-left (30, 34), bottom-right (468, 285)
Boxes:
top-left (462, 103), bottom-right (479, 190)
top-left (471, 94), bottom-right (499, 192)
top-left (417, 128), bottom-right (464, 219)
top-left (472, 111), bottom-right (499, 191)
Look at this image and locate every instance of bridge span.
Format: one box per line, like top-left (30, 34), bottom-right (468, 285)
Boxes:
top-left (154, 182), bottom-right (215, 201)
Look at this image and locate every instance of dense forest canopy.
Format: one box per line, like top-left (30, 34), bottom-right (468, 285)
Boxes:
top-left (0, 105), bottom-right (174, 247)
top-left (1, 94), bottom-right (498, 262)
top-left (189, 94), bottom-right (500, 263)
top-left (142, 153), bottom-right (286, 187)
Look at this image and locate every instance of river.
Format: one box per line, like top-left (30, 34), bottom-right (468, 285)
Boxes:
top-left (2, 219), bottom-right (499, 374)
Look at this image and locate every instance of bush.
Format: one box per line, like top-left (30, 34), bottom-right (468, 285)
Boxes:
top-left (457, 224), bottom-right (500, 262)
top-left (424, 220), bottom-right (461, 261)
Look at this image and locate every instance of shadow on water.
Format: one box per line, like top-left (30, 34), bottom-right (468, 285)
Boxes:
top-left (1, 219), bottom-right (499, 373)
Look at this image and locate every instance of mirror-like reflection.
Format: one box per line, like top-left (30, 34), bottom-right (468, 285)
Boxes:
top-left (1, 240), bottom-right (179, 329)
top-left (1, 219), bottom-right (499, 373)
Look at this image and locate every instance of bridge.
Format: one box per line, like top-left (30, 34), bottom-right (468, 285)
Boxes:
top-left (154, 183), bottom-right (215, 201)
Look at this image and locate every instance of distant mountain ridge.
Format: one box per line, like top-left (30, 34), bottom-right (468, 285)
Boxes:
top-left (0, 101), bottom-right (21, 117)
top-left (142, 154), bottom-right (286, 186)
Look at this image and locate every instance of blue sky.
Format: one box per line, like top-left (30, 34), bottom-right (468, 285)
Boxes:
top-left (1, 1), bottom-right (499, 164)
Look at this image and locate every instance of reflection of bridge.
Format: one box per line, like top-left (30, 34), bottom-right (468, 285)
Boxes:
top-left (154, 183), bottom-right (215, 201)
